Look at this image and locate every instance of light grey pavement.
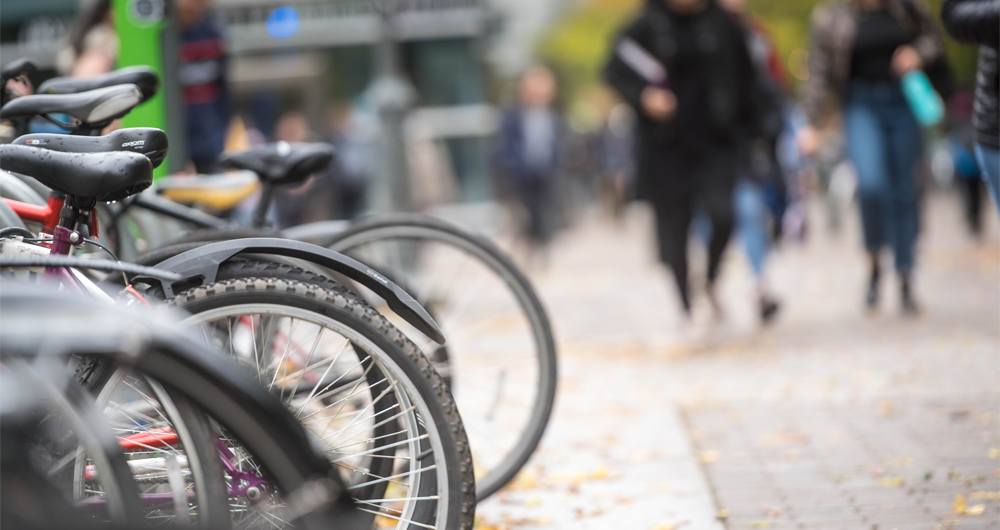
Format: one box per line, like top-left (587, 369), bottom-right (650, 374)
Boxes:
top-left (474, 193), bottom-right (1000, 530)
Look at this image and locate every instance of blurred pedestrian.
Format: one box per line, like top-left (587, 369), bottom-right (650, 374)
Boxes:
top-left (798, 0), bottom-right (945, 314)
top-left (177, 0), bottom-right (231, 173)
top-left (604, 0), bottom-right (761, 317)
top-left (322, 104), bottom-right (372, 220)
top-left (58, 0), bottom-right (116, 78)
top-left (272, 110), bottom-right (314, 228)
top-left (720, 0), bottom-right (787, 323)
top-left (498, 65), bottom-right (563, 267)
top-left (946, 91), bottom-right (987, 236)
top-left (941, 0), bottom-right (1000, 212)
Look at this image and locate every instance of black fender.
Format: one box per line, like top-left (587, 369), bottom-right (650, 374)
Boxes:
top-left (133, 237), bottom-right (446, 344)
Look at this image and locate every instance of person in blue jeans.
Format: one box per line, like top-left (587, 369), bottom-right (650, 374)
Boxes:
top-left (843, 83), bottom-right (923, 309)
top-left (941, 0), bottom-right (999, 212)
top-left (799, 0), bottom-right (945, 314)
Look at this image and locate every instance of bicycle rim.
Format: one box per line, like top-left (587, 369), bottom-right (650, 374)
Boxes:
top-left (325, 218), bottom-right (557, 499)
top-left (180, 302), bottom-right (455, 529)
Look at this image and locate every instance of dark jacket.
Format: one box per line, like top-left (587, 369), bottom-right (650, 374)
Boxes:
top-left (803, 0), bottom-right (945, 125)
top-left (604, 0), bottom-right (759, 199)
top-left (941, 0), bottom-right (999, 149)
top-left (497, 108), bottom-right (562, 185)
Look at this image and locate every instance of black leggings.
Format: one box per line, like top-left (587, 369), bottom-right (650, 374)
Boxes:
top-left (651, 152), bottom-right (737, 312)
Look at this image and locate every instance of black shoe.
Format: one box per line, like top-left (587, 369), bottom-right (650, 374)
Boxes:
top-left (760, 295), bottom-right (781, 324)
top-left (901, 278), bottom-right (919, 315)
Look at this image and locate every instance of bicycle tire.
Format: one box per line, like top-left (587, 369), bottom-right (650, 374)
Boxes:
top-left (1, 285), bottom-right (366, 529)
top-left (163, 265), bottom-right (476, 529)
top-left (84, 367), bottom-right (231, 529)
top-left (318, 213), bottom-right (558, 501)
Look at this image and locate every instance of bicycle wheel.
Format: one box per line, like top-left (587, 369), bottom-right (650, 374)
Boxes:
top-left (164, 263), bottom-right (475, 529)
top-left (1, 283), bottom-right (365, 529)
top-left (1, 357), bottom-right (146, 528)
top-left (81, 366), bottom-right (231, 528)
top-left (317, 213), bottom-right (557, 500)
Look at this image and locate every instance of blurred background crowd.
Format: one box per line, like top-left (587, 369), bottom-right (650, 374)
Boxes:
top-left (2, 0), bottom-right (996, 323)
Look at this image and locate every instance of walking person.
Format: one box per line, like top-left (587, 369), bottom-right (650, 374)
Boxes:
top-left (941, 0), bottom-right (999, 212)
top-left (720, 0), bottom-right (788, 323)
top-left (604, 0), bottom-right (761, 317)
top-left (797, 0), bottom-right (945, 314)
top-left (177, 0), bottom-right (231, 173)
top-left (498, 65), bottom-right (563, 268)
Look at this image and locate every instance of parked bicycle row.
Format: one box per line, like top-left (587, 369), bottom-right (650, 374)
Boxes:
top-left (0, 58), bottom-right (558, 529)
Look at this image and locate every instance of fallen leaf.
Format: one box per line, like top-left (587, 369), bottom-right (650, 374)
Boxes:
top-left (750, 522), bottom-right (771, 529)
top-left (524, 498), bottom-right (541, 507)
top-left (970, 490), bottom-right (1000, 500)
top-left (953, 494), bottom-right (968, 515)
top-left (699, 450), bottom-right (720, 464)
top-left (877, 400), bottom-right (894, 416)
top-left (717, 508), bottom-right (730, 519)
top-left (651, 524), bottom-right (676, 530)
top-left (988, 448), bottom-right (999, 460)
top-left (966, 504), bottom-right (986, 516)
top-left (963, 476), bottom-right (986, 486)
top-left (878, 476), bottom-right (905, 487)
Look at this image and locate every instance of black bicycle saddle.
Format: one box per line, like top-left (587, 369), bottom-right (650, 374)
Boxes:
top-left (38, 66), bottom-right (159, 102)
top-left (217, 142), bottom-right (335, 186)
top-left (1, 58), bottom-right (36, 84)
top-left (0, 84), bottom-right (142, 126)
top-left (13, 128), bottom-right (169, 169)
top-left (0, 144), bottom-right (152, 202)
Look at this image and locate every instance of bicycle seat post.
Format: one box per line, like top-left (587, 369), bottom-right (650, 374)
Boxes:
top-left (50, 196), bottom-right (95, 256)
top-left (251, 181), bottom-right (274, 229)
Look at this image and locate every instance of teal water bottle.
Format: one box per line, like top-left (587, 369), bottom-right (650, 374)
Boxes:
top-left (901, 70), bottom-right (944, 127)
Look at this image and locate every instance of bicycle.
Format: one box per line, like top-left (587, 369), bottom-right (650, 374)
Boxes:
top-left (3, 68), bottom-right (558, 500)
top-left (1, 281), bottom-right (369, 529)
top-left (0, 142), bottom-right (476, 528)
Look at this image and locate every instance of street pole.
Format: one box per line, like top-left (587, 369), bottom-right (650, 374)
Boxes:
top-left (369, 2), bottom-right (415, 214)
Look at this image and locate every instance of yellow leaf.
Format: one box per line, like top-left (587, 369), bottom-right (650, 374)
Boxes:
top-left (988, 448), bottom-right (999, 460)
top-left (750, 522), bottom-right (771, 529)
top-left (651, 524), bottom-right (676, 530)
top-left (699, 450), bottom-right (720, 464)
top-left (717, 508), bottom-right (730, 519)
top-left (966, 504), bottom-right (986, 516)
top-left (525, 497), bottom-right (541, 507)
top-left (878, 476), bottom-right (905, 487)
top-left (970, 490), bottom-right (1000, 500)
top-left (953, 493), bottom-right (968, 515)
top-left (589, 465), bottom-right (609, 479)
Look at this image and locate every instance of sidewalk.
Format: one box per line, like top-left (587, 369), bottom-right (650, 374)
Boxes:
top-left (475, 193), bottom-right (1000, 529)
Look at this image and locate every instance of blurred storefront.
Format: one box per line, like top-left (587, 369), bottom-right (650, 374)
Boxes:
top-left (2, 0), bottom-right (577, 205)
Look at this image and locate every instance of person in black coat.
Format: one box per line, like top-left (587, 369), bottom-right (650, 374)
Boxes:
top-left (604, 0), bottom-right (760, 315)
top-left (941, 0), bottom-right (1000, 211)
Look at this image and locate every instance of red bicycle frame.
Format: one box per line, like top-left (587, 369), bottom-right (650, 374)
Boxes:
top-left (4, 195), bottom-right (63, 231)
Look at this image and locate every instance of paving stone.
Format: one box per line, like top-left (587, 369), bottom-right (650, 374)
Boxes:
top-left (475, 196), bottom-right (999, 528)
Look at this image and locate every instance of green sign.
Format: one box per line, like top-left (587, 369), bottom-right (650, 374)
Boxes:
top-left (113, 0), bottom-right (168, 178)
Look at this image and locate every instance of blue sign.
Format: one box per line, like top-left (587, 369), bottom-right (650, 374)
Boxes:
top-left (266, 7), bottom-right (299, 39)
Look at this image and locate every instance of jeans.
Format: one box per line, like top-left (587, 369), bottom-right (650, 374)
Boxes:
top-left (975, 144), bottom-right (1000, 212)
top-left (844, 82), bottom-right (922, 273)
top-left (734, 179), bottom-right (769, 277)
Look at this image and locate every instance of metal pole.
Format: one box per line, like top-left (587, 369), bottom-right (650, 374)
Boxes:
top-left (369, 3), bottom-right (415, 213)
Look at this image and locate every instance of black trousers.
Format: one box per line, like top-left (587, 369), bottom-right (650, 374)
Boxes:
top-left (648, 148), bottom-right (738, 313)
